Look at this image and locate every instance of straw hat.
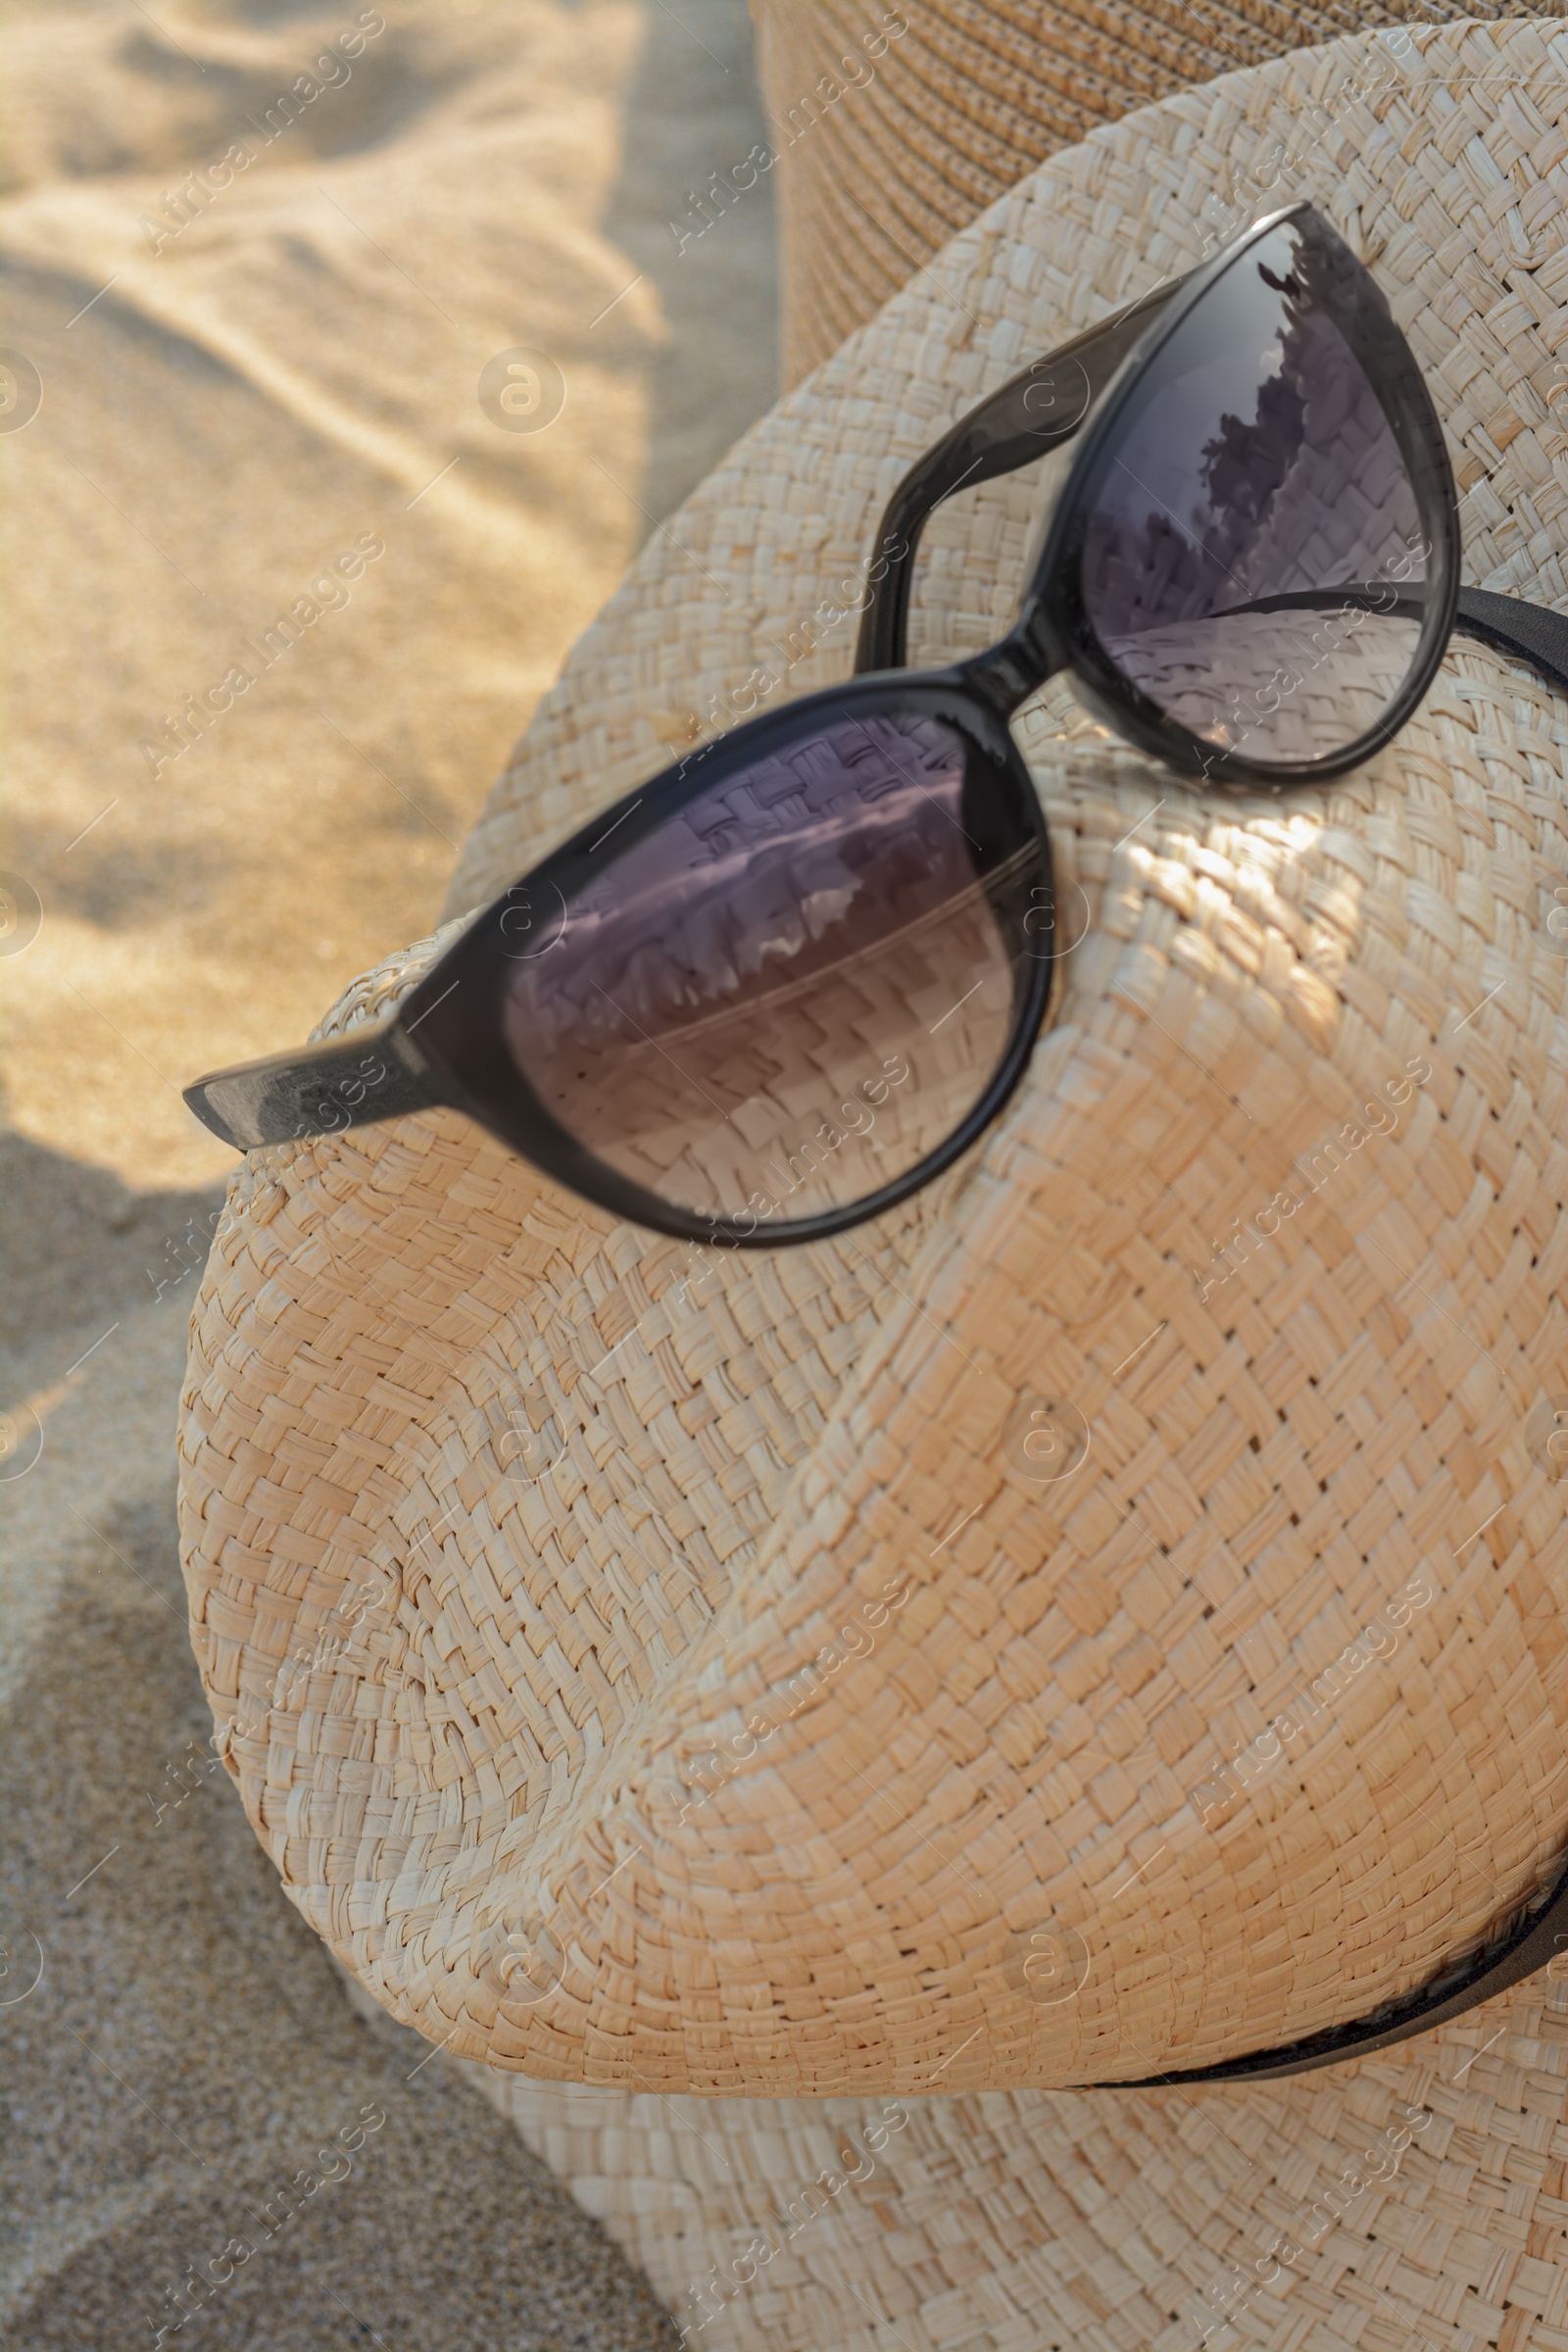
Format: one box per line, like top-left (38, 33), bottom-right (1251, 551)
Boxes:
top-left (181, 19), bottom-right (1568, 2346)
top-left (752, 0), bottom-right (1568, 379)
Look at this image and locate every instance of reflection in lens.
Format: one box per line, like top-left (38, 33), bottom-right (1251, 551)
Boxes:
top-left (494, 1916), bottom-right (564, 2005)
top-left (501, 710), bottom-right (1043, 1229)
top-left (1079, 220), bottom-right (1430, 765)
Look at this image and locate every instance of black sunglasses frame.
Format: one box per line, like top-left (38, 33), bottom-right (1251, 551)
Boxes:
top-left (859, 201), bottom-right (1465, 786)
top-left (187, 203), bottom-right (1568, 1268)
top-left (402, 677), bottom-right (1054, 1250)
top-left (186, 675), bottom-right (1055, 1250)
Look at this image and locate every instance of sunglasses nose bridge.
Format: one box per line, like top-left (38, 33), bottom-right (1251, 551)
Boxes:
top-left (957, 595), bottom-right (1064, 716)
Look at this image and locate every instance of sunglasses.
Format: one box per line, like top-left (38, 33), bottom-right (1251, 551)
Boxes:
top-left (186, 202), bottom-right (1568, 1267)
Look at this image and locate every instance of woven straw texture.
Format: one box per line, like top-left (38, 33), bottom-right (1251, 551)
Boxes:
top-left (458, 1996), bottom-right (1568, 2352)
top-left (753, 0), bottom-right (1568, 379)
top-left (181, 20), bottom-right (1568, 2346)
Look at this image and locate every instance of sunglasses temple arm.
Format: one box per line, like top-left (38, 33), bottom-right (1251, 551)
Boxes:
top-left (183, 1020), bottom-right (447, 1151)
top-left (853, 272), bottom-right (1190, 677)
top-left (1454, 585), bottom-right (1568, 695)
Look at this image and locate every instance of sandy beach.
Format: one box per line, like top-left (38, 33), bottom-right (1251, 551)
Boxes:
top-left (0, 1), bottom-right (776, 2340)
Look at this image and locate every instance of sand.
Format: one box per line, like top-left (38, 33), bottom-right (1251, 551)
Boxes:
top-left (0, 0), bottom-right (777, 2339)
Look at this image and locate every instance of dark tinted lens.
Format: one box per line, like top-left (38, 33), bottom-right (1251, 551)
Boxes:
top-left (500, 710), bottom-right (1042, 1231)
top-left (1079, 221), bottom-right (1432, 765)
